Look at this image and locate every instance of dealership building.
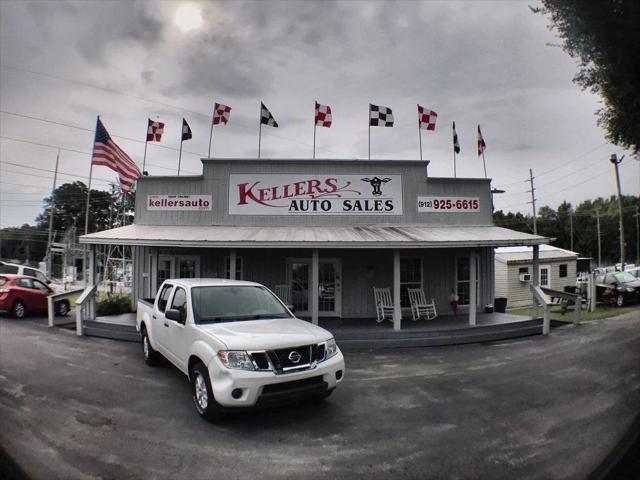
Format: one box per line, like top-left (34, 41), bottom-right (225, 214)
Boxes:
top-left (80, 158), bottom-right (548, 330)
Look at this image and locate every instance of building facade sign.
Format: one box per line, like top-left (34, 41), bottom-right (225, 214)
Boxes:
top-left (147, 194), bottom-right (212, 211)
top-left (417, 196), bottom-right (480, 213)
top-left (229, 174), bottom-right (403, 215)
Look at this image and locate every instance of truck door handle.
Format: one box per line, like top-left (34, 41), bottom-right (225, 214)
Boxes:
top-left (152, 315), bottom-right (156, 320)
top-left (163, 321), bottom-right (169, 327)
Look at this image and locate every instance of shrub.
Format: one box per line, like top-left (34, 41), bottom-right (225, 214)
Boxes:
top-left (96, 292), bottom-right (132, 316)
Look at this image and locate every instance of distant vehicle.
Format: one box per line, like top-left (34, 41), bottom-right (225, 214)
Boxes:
top-left (0, 261), bottom-right (52, 285)
top-left (594, 271), bottom-right (640, 307)
top-left (0, 274), bottom-right (70, 318)
top-left (137, 278), bottom-right (345, 421)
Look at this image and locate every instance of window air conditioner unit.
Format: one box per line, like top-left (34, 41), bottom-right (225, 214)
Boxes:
top-left (519, 273), bottom-right (531, 282)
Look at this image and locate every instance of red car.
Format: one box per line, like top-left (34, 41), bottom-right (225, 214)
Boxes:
top-left (0, 274), bottom-right (70, 319)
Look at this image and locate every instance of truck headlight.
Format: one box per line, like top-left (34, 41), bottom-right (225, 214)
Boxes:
top-left (217, 350), bottom-right (255, 370)
top-left (325, 338), bottom-right (339, 360)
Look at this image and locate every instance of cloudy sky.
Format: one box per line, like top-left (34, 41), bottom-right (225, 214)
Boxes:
top-left (1, 0), bottom-right (638, 228)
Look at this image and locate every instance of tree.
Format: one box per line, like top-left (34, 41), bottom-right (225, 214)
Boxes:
top-left (540, 1), bottom-right (640, 152)
top-left (36, 181), bottom-right (118, 235)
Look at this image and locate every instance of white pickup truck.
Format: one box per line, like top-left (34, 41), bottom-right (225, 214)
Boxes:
top-left (136, 278), bottom-right (345, 420)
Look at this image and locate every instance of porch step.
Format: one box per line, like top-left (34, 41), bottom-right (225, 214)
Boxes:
top-left (335, 318), bottom-right (544, 349)
top-left (83, 321), bottom-right (141, 343)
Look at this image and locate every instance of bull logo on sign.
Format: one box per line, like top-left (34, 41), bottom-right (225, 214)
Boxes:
top-left (361, 177), bottom-right (391, 196)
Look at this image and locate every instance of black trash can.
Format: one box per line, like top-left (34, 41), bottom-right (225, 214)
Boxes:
top-left (494, 297), bottom-right (507, 313)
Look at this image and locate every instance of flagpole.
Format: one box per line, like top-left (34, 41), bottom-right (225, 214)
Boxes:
top-left (258, 109), bottom-right (262, 159)
top-left (481, 151), bottom-right (487, 179)
top-left (313, 117), bottom-right (317, 160)
top-left (178, 139), bottom-right (183, 175)
top-left (84, 115), bottom-right (99, 286)
top-left (368, 104), bottom-right (371, 160)
top-left (208, 103), bottom-right (215, 158)
top-left (46, 149), bottom-right (61, 277)
top-left (142, 119), bottom-right (149, 173)
top-left (453, 150), bottom-right (457, 178)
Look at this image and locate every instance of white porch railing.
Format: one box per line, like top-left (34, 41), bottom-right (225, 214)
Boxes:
top-left (75, 285), bottom-right (97, 336)
top-left (541, 287), bottom-right (583, 326)
top-left (531, 285), bottom-right (553, 335)
top-left (47, 288), bottom-right (84, 327)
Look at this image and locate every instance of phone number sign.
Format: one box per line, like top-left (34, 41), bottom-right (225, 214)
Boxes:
top-left (417, 196), bottom-right (480, 213)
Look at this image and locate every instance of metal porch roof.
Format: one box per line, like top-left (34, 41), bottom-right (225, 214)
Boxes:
top-left (80, 224), bottom-right (548, 249)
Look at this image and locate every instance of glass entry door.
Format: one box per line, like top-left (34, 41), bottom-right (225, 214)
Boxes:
top-left (287, 258), bottom-right (341, 317)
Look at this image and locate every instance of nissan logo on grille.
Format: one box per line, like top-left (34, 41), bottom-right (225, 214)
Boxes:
top-left (288, 351), bottom-right (302, 364)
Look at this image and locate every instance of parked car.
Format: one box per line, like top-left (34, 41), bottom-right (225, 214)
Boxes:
top-left (0, 261), bottom-right (52, 285)
top-left (594, 271), bottom-right (640, 307)
top-left (0, 274), bottom-right (70, 318)
top-left (137, 278), bottom-right (345, 421)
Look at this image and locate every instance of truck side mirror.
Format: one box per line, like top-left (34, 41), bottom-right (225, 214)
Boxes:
top-left (286, 304), bottom-right (296, 314)
top-left (165, 308), bottom-right (184, 323)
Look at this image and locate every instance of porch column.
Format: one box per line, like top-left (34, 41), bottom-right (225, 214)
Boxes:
top-left (393, 250), bottom-right (401, 331)
top-left (229, 249), bottom-right (237, 280)
top-left (468, 252), bottom-right (477, 326)
top-left (531, 244), bottom-right (540, 319)
top-left (88, 245), bottom-right (96, 286)
top-left (311, 249), bottom-right (319, 325)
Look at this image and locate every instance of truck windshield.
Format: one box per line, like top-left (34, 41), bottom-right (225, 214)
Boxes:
top-left (191, 286), bottom-right (292, 324)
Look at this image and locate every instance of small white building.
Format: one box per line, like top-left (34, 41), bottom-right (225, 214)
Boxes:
top-left (495, 245), bottom-right (578, 308)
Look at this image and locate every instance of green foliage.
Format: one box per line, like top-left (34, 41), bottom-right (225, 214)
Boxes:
top-left (494, 195), bottom-right (640, 266)
top-left (540, 0), bottom-right (640, 152)
top-left (0, 181), bottom-right (136, 264)
top-left (96, 292), bottom-right (133, 316)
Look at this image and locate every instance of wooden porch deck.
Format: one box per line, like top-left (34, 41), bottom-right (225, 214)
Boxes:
top-left (88, 311), bottom-right (544, 348)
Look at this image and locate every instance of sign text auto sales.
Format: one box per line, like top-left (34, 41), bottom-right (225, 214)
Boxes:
top-left (228, 174), bottom-right (403, 215)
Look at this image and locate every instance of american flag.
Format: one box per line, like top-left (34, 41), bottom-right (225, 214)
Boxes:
top-left (92, 118), bottom-right (141, 193)
top-left (418, 105), bottom-right (437, 131)
top-left (213, 103), bottom-right (231, 125)
top-left (315, 102), bottom-right (332, 128)
top-left (147, 119), bottom-right (164, 142)
top-left (477, 125), bottom-right (486, 156)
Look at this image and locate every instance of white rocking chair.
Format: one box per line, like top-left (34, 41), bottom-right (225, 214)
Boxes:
top-left (274, 284), bottom-right (292, 305)
top-left (373, 287), bottom-right (394, 323)
top-left (408, 288), bottom-right (437, 321)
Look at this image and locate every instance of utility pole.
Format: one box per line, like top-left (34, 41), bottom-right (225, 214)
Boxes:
top-left (570, 211), bottom-right (574, 252)
top-left (47, 149), bottom-right (61, 277)
top-left (634, 205), bottom-right (639, 264)
top-left (596, 208), bottom-right (602, 267)
top-left (528, 168), bottom-right (537, 235)
top-left (610, 153), bottom-right (626, 267)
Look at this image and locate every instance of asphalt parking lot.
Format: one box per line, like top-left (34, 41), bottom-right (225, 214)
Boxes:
top-left (1, 311), bottom-right (639, 480)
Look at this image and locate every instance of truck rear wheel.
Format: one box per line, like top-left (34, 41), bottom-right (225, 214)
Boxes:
top-left (191, 362), bottom-right (224, 421)
top-left (141, 327), bottom-right (161, 366)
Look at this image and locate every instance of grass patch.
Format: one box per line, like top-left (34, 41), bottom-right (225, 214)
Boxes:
top-left (507, 304), bottom-right (638, 322)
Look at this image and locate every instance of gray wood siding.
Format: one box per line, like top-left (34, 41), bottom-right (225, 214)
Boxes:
top-left (494, 258), bottom-right (509, 298)
top-left (134, 159), bottom-right (493, 227)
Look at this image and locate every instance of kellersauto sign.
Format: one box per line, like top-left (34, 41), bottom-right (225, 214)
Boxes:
top-left (228, 174), bottom-right (403, 215)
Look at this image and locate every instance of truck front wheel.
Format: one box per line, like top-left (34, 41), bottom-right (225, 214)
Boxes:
top-left (191, 362), bottom-right (223, 421)
top-left (141, 327), bottom-right (161, 366)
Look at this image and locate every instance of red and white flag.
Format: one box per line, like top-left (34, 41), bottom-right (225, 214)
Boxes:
top-left (213, 103), bottom-right (232, 125)
top-left (315, 102), bottom-right (332, 128)
top-left (92, 118), bottom-right (141, 193)
top-left (477, 125), bottom-right (486, 156)
top-left (418, 105), bottom-right (437, 131)
top-left (147, 119), bottom-right (164, 142)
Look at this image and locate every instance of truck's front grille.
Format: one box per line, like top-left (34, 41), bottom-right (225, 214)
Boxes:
top-left (249, 343), bottom-right (327, 374)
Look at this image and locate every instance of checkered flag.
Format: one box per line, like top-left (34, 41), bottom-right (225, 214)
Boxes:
top-left (213, 103), bottom-right (231, 125)
top-left (260, 102), bottom-right (278, 127)
top-left (418, 105), bottom-right (437, 131)
top-left (369, 104), bottom-right (394, 127)
top-left (315, 102), bottom-right (332, 128)
top-left (147, 119), bottom-right (164, 142)
top-left (453, 122), bottom-right (461, 154)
